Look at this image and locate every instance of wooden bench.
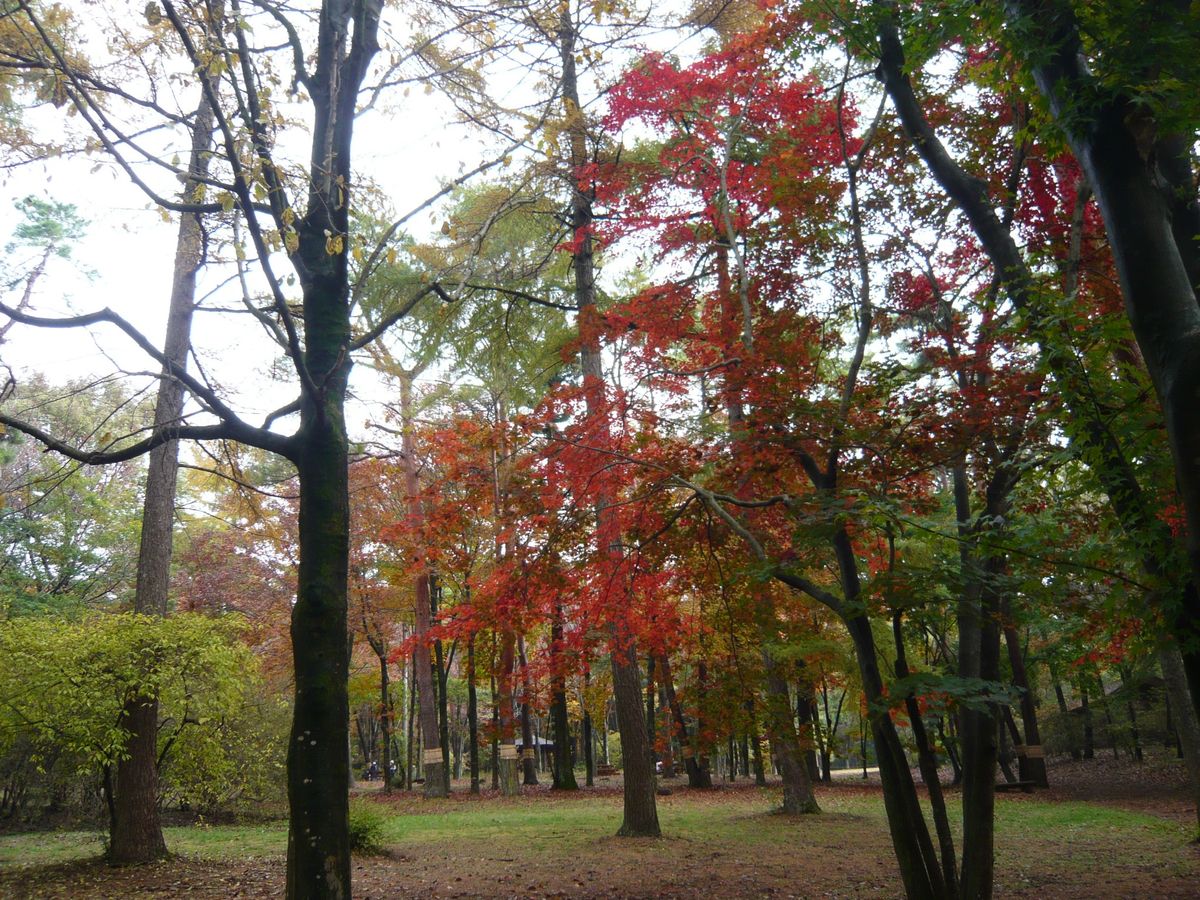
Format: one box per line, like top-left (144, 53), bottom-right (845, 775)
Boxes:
top-left (994, 780), bottom-right (1037, 793)
top-left (595, 765), bottom-right (619, 777)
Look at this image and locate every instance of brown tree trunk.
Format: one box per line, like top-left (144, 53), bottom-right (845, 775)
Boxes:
top-left (109, 74), bottom-right (219, 868)
top-left (379, 653), bottom-right (393, 792)
top-left (1080, 681), bottom-right (1095, 760)
top-left (550, 609), bottom-right (578, 790)
top-left (844, 608), bottom-right (948, 899)
top-left (1159, 642), bottom-right (1200, 829)
top-left (432, 596), bottom-right (451, 794)
top-left (1005, 0), bottom-right (1200, 714)
top-left (110, 700), bottom-right (166, 864)
top-left (286, 383), bottom-right (353, 898)
top-left (796, 687), bottom-right (821, 782)
top-left (611, 637), bottom-right (660, 836)
top-left (583, 666), bottom-right (595, 787)
top-left (1051, 663), bottom-right (1083, 761)
top-left (398, 373), bottom-right (445, 798)
top-left (406, 650), bottom-right (417, 790)
top-left (894, 612), bottom-right (958, 895)
top-left (468, 633), bottom-right (481, 795)
top-left (559, 5), bottom-right (657, 836)
top-left (1002, 613), bottom-right (1048, 788)
top-left (497, 632), bottom-right (521, 796)
top-left (645, 656), bottom-right (657, 771)
top-left (1119, 667), bottom-right (1144, 762)
top-left (518, 636), bottom-right (539, 785)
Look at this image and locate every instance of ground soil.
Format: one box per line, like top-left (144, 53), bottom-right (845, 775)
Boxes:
top-left (1, 753), bottom-right (1196, 898)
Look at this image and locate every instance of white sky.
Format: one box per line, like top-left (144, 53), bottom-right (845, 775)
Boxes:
top-left (0, 1), bottom-right (708, 446)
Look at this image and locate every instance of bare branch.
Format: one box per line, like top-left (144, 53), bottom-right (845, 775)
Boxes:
top-left (0, 302), bottom-right (292, 458)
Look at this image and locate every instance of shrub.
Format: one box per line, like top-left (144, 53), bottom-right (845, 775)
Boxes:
top-left (348, 799), bottom-right (389, 855)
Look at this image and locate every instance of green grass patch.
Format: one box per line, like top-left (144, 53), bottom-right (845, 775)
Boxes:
top-left (0, 830), bottom-right (106, 867)
top-left (0, 822), bottom-right (287, 869)
top-left (164, 822), bottom-right (287, 859)
top-left (0, 785), bottom-right (1192, 885)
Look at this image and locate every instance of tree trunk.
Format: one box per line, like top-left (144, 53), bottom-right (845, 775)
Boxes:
top-left (645, 655), bottom-right (657, 772)
top-left (399, 374), bottom-right (446, 799)
top-left (1002, 615), bottom-right (1048, 787)
top-left (497, 632), bottom-right (520, 796)
top-left (490, 668), bottom-right (501, 791)
top-left (1081, 681), bottom-right (1095, 760)
top-left (286, 2), bottom-right (380, 889)
top-left (286, 395), bottom-right (352, 898)
top-left (958, 553), bottom-right (1003, 900)
top-left (434, 618), bottom-right (451, 793)
top-left (583, 666), bottom-right (595, 787)
top-left (1051, 664), bottom-right (1083, 761)
top-left (659, 654), bottom-right (711, 789)
top-left (379, 653), bottom-right (393, 792)
top-left (110, 699), bottom-right (167, 864)
top-left (517, 636), bottom-right (539, 785)
top-left (1159, 642), bottom-right (1200, 829)
top-left (834, 525), bottom-right (947, 899)
top-left (559, 6), bottom-right (657, 836)
top-left (845, 610), bottom-right (947, 899)
top-left (750, 718), bottom-right (766, 786)
top-left (760, 664), bottom-right (817, 812)
top-left (583, 708), bottom-right (595, 787)
top-left (1005, 0), bottom-right (1200, 717)
top-left (549, 610), bottom-right (578, 790)
top-left (894, 611), bottom-right (958, 895)
top-left (406, 652), bottom-right (417, 790)
top-left (468, 633), bottom-right (481, 795)
top-left (658, 685), bottom-right (676, 778)
top-left (611, 637), bottom-right (660, 836)
top-left (796, 688), bottom-right (821, 783)
top-left (109, 77), bottom-right (219, 867)
top-left (1119, 667), bottom-right (1144, 762)
top-left (819, 682), bottom-right (844, 784)
top-left (601, 709), bottom-right (609, 766)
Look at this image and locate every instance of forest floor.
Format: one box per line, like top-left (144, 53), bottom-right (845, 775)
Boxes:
top-left (0, 750), bottom-right (1196, 898)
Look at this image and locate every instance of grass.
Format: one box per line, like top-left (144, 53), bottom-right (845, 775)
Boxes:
top-left (0, 785), bottom-right (1194, 894)
top-left (0, 822), bottom-right (288, 868)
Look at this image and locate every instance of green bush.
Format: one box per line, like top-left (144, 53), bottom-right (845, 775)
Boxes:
top-left (0, 612), bottom-right (284, 822)
top-left (348, 800), bottom-right (388, 855)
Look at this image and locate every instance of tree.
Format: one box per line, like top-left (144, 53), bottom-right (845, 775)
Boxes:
top-left (0, 612), bottom-right (271, 828)
top-left (111, 56), bottom-right (220, 864)
top-left (998, 0), bottom-right (1200, 713)
top-left (558, 3), bottom-right (659, 837)
top-left (0, 377), bottom-right (144, 616)
top-left (0, 1), bottom-right (405, 894)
